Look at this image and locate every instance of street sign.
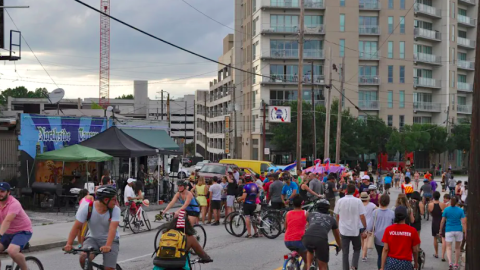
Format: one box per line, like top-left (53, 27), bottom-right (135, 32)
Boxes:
top-left (264, 148), bottom-right (270, 155)
top-left (268, 106), bottom-right (291, 123)
top-left (225, 116), bottom-right (230, 154)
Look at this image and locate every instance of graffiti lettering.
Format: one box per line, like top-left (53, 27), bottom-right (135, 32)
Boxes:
top-left (78, 127), bottom-right (98, 142)
top-left (37, 127), bottom-right (71, 142)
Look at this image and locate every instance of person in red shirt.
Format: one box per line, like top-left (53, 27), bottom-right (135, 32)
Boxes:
top-left (380, 206), bottom-right (421, 270)
top-left (264, 173), bottom-right (275, 203)
top-left (349, 181), bottom-right (360, 198)
top-left (284, 194), bottom-right (307, 269)
top-left (424, 171), bottom-right (432, 181)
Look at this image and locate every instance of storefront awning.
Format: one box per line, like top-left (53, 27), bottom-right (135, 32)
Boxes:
top-left (121, 129), bottom-right (182, 155)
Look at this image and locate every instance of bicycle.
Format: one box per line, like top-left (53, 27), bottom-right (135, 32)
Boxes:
top-left (189, 257), bottom-right (213, 270)
top-left (120, 201), bottom-right (151, 233)
top-left (423, 198), bottom-right (430, 221)
top-left (65, 247), bottom-right (122, 270)
top-left (229, 207), bottom-right (282, 239)
top-left (153, 213), bottom-right (206, 256)
top-left (0, 243), bottom-right (44, 270)
top-left (282, 244), bottom-right (340, 270)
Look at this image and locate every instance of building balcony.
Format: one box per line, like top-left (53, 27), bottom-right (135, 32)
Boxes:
top-left (359, 52), bottom-right (380, 60)
top-left (359, 0), bottom-right (381, 10)
top-left (261, 24), bottom-right (324, 35)
top-left (414, 77), bottom-right (442, 89)
top-left (260, 0), bottom-right (325, 9)
top-left (414, 52), bottom-right (442, 65)
top-left (457, 37), bottom-right (476, 49)
top-left (413, 102), bottom-right (442, 112)
top-left (359, 26), bottom-right (380, 35)
top-left (261, 49), bottom-right (325, 60)
top-left (270, 99), bottom-right (325, 107)
top-left (457, 104), bottom-right (472, 114)
top-left (457, 60), bottom-right (475, 71)
top-left (414, 28), bottom-right (441, 41)
top-left (358, 100), bottom-right (380, 110)
top-left (459, 0), bottom-right (476, 6)
top-left (458, 15), bottom-right (476, 28)
top-left (414, 3), bottom-right (441, 18)
top-left (358, 75), bottom-right (380, 85)
top-left (457, 82), bottom-right (473, 92)
top-left (261, 74), bottom-right (326, 85)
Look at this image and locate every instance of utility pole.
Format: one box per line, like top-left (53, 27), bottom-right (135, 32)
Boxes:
top-left (335, 56), bottom-right (345, 164)
top-left (204, 92), bottom-right (208, 159)
top-left (296, 0), bottom-right (305, 171)
top-left (0, 0), bottom-right (4, 49)
top-left (161, 90), bottom-right (164, 121)
top-left (324, 48), bottom-right (333, 160)
top-left (262, 100), bottom-right (267, 161)
top-left (443, 105), bottom-right (450, 171)
top-left (466, 8), bottom-right (480, 268)
top-left (167, 93), bottom-right (170, 136)
top-left (193, 100), bottom-right (196, 157)
top-left (311, 62), bottom-right (316, 161)
top-left (184, 100), bottom-right (187, 157)
top-left (233, 85), bottom-right (238, 159)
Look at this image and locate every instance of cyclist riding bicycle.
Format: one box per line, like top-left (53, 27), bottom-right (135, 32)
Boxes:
top-left (64, 185), bottom-right (121, 270)
top-left (0, 182), bottom-right (32, 270)
top-left (236, 174), bottom-right (260, 238)
top-left (163, 180), bottom-right (201, 225)
top-left (302, 199), bottom-right (342, 270)
top-left (420, 179), bottom-right (433, 206)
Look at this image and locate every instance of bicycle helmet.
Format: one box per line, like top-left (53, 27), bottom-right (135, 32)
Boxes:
top-left (244, 174), bottom-right (253, 182)
top-left (316, 199), bottom-right (330, 213)
top-left (177, 180), bottom-right (189, 187)
top-left (96, 185), bottom-right (117, 201)
top-left (368, 185), bottom-right (377, 191)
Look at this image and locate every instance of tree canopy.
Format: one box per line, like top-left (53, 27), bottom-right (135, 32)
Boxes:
top-left (0, 86), bottom-right (49, 104)
top-left (115, 94), bottom-right (134, 99)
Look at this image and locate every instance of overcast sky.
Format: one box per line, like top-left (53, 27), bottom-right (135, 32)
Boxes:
top-left (1, 0), bottom-right (233, 99)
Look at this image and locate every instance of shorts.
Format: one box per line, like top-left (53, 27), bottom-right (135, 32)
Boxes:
top-left (243, 203), bottom-right (257, 217)
top-left (302, 236), bottom-right (330, 263)
top-left (221, 197), bottom-right (227, 202)
top-left (328, 197), bottom-right (336, 211)
top-left (186, 210), bottom-right (200, 217)
top-left (226, 195), bottom-right (235, 207)
top-left (271, 202), bottom-right (284, 210)
top-left (385, 183), bottom-right (391, 189)
top-left (423, 193), bottom-right (432, 199)
top-left (211, 200), bottom-right (221, 210)
top-left (0, 231), bottom-right (32, 250)
top-left (395, 178), bottom-right (400, 182)
top-left (445, 231), bottom-right (463, 242)
top-left (285, 240), bottom-right (306, 253)
top-left (83, 237), bottom-right (119, 268)
top-left (384, 257), bottom-right (413, 270)
top-left (415, 179), bottom-right (420, 183)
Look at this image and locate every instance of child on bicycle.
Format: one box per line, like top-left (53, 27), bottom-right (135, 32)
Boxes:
top-left (284, 194), bottom-right (307, 270)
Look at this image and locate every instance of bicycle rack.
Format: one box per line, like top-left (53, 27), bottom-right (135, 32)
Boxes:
top-left (0, 30), bottom-right (21, 61)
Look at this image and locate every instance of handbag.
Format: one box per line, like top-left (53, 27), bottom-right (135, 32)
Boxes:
top-left (366, 210), bottom-right (378, 249)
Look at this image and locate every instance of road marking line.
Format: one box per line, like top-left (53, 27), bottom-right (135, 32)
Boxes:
top-left (274, 240), bottom-right (337, 270)
top-left (118, 253), bottom-right (151, 264)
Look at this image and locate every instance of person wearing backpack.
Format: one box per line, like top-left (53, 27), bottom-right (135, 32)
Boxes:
top-left (153, 211), bottom-right (212, 270)
top-left (64, 185), bottom-right (120, 270)
top-left (409, 191), bottom-right (424, 233)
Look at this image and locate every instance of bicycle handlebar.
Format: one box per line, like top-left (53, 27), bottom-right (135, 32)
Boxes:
top-left (190, 257), bottom-right (213, 264)
top-left (64, 247), bottom-right (102, 255)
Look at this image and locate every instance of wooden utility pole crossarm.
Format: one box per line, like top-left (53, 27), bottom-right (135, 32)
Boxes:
top-left (295, 0), bottom-right (305, 171)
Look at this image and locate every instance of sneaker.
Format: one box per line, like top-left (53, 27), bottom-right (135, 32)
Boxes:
top-left (212, 222), bottom-right (220, 226)
top-left (454, 264), bottom-right (459, 270)
top-left (449, 263), bottom-right (453, 270)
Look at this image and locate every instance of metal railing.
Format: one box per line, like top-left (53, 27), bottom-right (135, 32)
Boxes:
top-left (359, 0), bottom-right (381, 9)
top-left (358, 75), bottom-right (380, 85)
top-left (262, 25), bottom-right (298, 33)
top-left (270, 99), bottom-right (325, 107)
top-left (304, 25), bottom-right (325, 34)
top-left (414, 28), bottom-right (441, 40)
top-left (457, 82), bottom-right (473, 92)
top-left (413, 101), bottom-right (441, 112)
top-left (262, 74), bottom-right (325, 84)
top-left (359, 51), bottom-right (380, 60)
top-left (457, 104), bottom-right (472, 113)
top-left (262, 0), bottom-right (324, 8)
top-left (263, 49), bottom-right (324, 59)
top-left (458, 15), bottom-right (476, 27)
top-left (414, 77), bottom-right (441, 88)
top-left (457, 37), bottom-right (476, 48)
top-left (414, 52), bottom-right (442, 65)
top-left (358, 100), bottom-right (380, 110)
top-left (457, 60), bottom-right (475, 70)
top-left (359, 25), bottom-right (380, 35)
top-left (414, 3), bottom-right (441, 17)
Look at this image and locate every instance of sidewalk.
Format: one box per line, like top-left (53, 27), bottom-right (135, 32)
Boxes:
top-left (28, 204), bottom-right (174, 252)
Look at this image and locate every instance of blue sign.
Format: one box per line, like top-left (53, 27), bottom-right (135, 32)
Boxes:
top-left (19, 114), bottom-right (110, 158)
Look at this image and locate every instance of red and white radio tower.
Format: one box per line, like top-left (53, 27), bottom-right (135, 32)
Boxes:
top-left (99, 0), bottom-right (110, 107)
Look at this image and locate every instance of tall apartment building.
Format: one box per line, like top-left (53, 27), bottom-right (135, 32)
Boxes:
top-left (195, 34), bottom-right (243, 160)
top-left (235, 0), bottom-right (476, 164)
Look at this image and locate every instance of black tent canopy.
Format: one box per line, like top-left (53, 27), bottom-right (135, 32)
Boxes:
top-left (80, 126), bottom-right (158, 157)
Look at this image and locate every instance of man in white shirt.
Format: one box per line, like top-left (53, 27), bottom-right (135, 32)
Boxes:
top-left (209, 177), bottom-right (223, 226)
top-left (233, 168), bottom-right (240, 183)
top-left (124, 178), bottom-right (137, 215)
top-left (333, 184), bottom-right (367, 270)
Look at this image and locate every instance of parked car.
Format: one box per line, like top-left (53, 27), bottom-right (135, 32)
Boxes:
top-left (239, 167), bottom-right (256, 177)
top-left (182, 158), bottom-right (192, 167)
top-left (219, 159), bottom-right (272, 175)
top-left (197, 163), bottom-right (238, 182)
top-left (194, 160), bottom-right (210, 171)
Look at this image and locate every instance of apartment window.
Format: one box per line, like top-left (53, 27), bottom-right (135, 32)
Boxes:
top-left (399, 115), bottom-right (405, 130)
top-left (253, 66), bottom-right (257, 84)
top-left (270, 15), bottom-right (299, 32)
top-left (359, 16), bottom-right (379, 34)
top-left (400, 0), bottom-right (405, 9)
top-left (358, 41), bottom-right (378, 59)
top-left (458, 52), bottom-right (466, 61)
top-left (340, 0), bottom-right (345, 6)
top-left (399, 42), bottom-right (405, 59)
top-left (451, 2), bottom-right (455, 18)
top-left (252, 115), bottom-right (256, 131)
top-left (252, 90), bottom-right (257, 108)
top-left (459, 9), bottom-right (467, 16)
top-left (340, 14), bottom-right (345, 32)
top-left (388, 65), bottom-right (394, 83)
top-left (451, 94), bottom-right (456, 106)
top-left (388, 17), bottom-right (394, 34)
top-left (459, 30), bottom-right (467, 38)
top-left (388, 91), bottom-right (393, 108)
top-left (400, 66), bottom-right (405, 83)
top-left (252, 0), bottom-right (256, 12)
top-left (415, 20), bottom-right (433, 30)
top-left (252, 18), bottom-right (257, 36)
top-left (252, 42), bottom-right (257, 60)
top-left (451, 25), bottom-right (455, 41)
top-left (388, 41), bottom-right (393, 58)
top-left (389, 0), bottom-right (394, 9)
top-left (450, 71), bottom-right (455, 87)
top-left (399, 90), bottom-right (405, 108)
top-left (458, 74), bottom-right (467, 83)
top-left (340, 39), bottom-right (345, 57)
top-left (387, 115), bottom-right (393, 127)
top-left (452, 48), bottom-right (456, 63)
top-left (414, 116), bottom-right (432, 124)
top-left (305, 15), bottom-right (323, 27)
top-left (458, 96), bottom-right (467, 105)
top-left (400, 17), bottom-right (405, 33)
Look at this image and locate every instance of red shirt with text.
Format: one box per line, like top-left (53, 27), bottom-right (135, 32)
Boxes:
top-left (382, 224), bottom-right (421, 261)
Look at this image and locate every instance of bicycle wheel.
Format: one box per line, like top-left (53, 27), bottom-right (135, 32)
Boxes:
top-left (116, 264), bottom-right (123, 270)
top-left (142, 211), bottom-right (152, 231)
top-left (284, 258), bottom-right (301, 270)
top-left (15, 256), bottom-right (44, 270)
top-left (121, 210), bottom-right (130, 232)
top-left (190, 224), bottom-right (207, 256)
top-left (425, 203), bottom-right (430, 221)
top-left (119, 209), bottom-right (126, 228)
top-left (129, 212), bottom-right (141, 234)
top-left (259, 214), bottom-right (282, 239)
top-left (224, 211), bottom-right (237, 236)
top-left (153, 223), bottom-right (169, 250)
top-left (229, 213), bottom-right (246, 237)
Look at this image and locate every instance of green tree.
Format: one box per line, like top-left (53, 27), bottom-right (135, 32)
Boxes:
top-left (420, 124), bottom-right (454, 163)
top-left (0, 86), bottom-right (49, 104)
top-left (115, 94), bottom-right (134, 99)
top-left (386, 124), bottom-right (430, 156)
top-left (185, 142), bottom-right (195, 156)
top-left (451, 122), bottom-right (471, 167)
top-left (358, 115), bottom-right (392, 155)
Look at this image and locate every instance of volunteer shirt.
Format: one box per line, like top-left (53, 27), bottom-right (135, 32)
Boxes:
top-left (209, 183), bottom-right (223, 201)
top-left (384, 176), bottom-right (392, 184)
top-left (442, 206), bottom-right (465, 232)
top-left (0, 196), bottom-right (32, 234)
top-left (282, 181), bottom-right (299, 200)
top-left (382, 224), bottom-right (421, 261)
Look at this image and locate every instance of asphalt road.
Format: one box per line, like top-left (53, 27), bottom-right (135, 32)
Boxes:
top-left (18, 182), bottom-right (461, 270)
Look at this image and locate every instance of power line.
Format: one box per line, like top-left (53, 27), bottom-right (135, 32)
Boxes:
top-left (180, 0), bottom-right (241, 34)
